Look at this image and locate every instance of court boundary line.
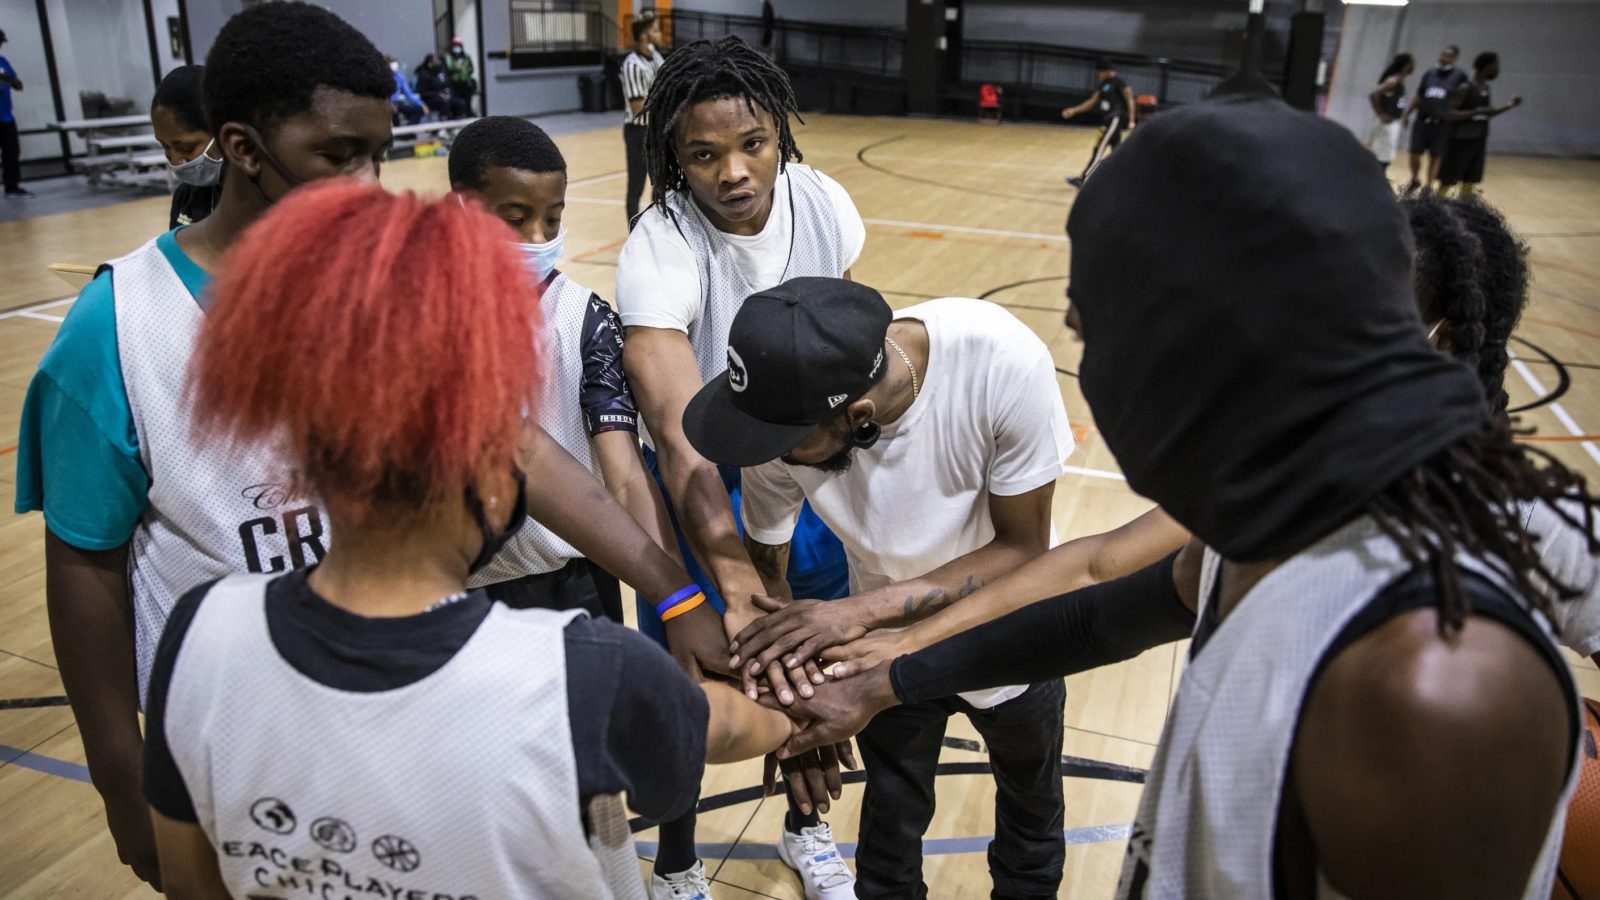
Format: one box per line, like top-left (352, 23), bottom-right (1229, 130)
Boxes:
top-left (1509, 350), bottom-right (1600, 469)
top-left (0, 296), bottom-right (75, 320)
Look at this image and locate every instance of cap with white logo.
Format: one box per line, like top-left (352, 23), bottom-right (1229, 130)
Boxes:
top-left (683, 277), bottom-right (895, 467)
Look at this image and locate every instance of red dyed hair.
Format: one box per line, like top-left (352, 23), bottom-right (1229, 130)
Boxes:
top-left (188, 181), bottom-right (542, 522)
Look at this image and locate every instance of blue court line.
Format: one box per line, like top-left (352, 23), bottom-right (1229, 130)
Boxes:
top-left (0, 742), bottom-right (91, 783)
top-left (0, 742), bottom-right (1133, 859)
top-left (634, 824), bottom-right (1133, 860)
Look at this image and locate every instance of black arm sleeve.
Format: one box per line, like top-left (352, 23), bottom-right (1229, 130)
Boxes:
top-left (143, 579), bottom-right (217, 823)
top-left (578, 296), bottom-right (640, 437)
top-left (565, 617), bottom-right (707, 822)
top-left (889, 552), bottom-right (1196, 705)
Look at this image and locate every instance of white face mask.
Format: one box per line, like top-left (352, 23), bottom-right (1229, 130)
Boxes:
top-left (516, 228), bottom-right (565, 281)
top-left (171, 139), bottom-right (223, 187)
top-left (390, 60), bottom-right (401, 71)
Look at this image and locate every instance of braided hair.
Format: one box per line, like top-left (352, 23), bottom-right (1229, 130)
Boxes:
top-left (642, 35), bottom-right (803, 219)
top-left (1381, 196), bottom-right (1572, 636)
top-left (1403, 192), bottom-right (1529, 413)
top-left (1368, 417), bottom-right (1597, 635)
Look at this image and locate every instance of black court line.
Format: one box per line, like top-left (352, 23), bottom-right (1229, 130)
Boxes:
top-left (626, 753), bottom-right (1147, 832)
top-left (978, 274), bottom-right (1069, 304)
top-left (0, 695), bottom-right (70, 710)
top-left (856, 136), bottom-right (1070, 208)
top-left (1518, 357), bottom-right (1600, 373)
top-left (1508, 336), bottom-right (1572, 414)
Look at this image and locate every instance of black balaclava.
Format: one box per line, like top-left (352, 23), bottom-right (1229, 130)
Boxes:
top-left (1067, 93), bottom-right (1486, 562)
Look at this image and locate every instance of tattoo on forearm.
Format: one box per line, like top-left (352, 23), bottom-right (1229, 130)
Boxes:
top-left (749, 544), bottom-right (788, 586)
top-left (901, 575), bottom-right (983, 619)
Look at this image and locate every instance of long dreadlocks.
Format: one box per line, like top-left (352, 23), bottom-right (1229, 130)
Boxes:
top-left (642, 35), bottom-right (803, 218)
top-left (1368, 415), bottom-right (1599, 636)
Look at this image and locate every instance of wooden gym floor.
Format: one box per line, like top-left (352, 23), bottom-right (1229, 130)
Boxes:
top-left (1, 114), bottom-right (1598, 898)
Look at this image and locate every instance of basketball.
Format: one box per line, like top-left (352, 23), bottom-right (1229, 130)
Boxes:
top-left (1554, 698), bottom-right (1600, 900)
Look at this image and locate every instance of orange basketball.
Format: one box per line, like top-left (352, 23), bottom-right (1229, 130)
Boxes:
top-left (1553, 698), bottom-right (1600, 899)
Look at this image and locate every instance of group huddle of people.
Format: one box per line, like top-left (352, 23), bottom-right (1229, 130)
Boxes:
top-left (1367, 43), bottom-right (1523, 195)
top-left (15, 2), bottom-right (1597, 899)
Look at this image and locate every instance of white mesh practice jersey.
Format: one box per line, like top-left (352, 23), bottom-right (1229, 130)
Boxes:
top-left (164, 575), bottom-right (644, 899)
top-left (1117, 517), bottom-right (1578, 899)
top-left (471, 273), bottom-right (601, 586)
top-left (110, 238), bottom-right (328, 705)
top-left (666, 163), bottom-right (848, 386)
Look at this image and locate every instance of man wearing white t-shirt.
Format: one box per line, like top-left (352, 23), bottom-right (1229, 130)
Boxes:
top-left (684, 278), bottom-right (1075, 899)
top-left (617, 35), bottom-right (863, 899)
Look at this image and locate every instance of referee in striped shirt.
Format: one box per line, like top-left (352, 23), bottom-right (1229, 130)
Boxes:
top-left (623, 14), bottom-right (666, 226)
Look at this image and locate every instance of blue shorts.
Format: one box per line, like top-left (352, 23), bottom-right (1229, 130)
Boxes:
top-left (638, 447), bottom-right (849, 645)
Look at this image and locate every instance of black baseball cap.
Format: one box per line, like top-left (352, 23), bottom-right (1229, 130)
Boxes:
top-left (684, 277), bottom-right (893, 467)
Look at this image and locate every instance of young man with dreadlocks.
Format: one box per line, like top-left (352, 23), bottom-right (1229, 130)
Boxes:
top-left (616, 34), bottom-right (864, 900)
top-left (767, 92), bottom-right (1589, 899)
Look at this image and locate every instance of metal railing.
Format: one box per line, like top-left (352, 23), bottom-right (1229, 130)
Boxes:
top-left (625, 8), bottom-right (1263, 116)
top-left (510, 0), bottom-right (608, 55)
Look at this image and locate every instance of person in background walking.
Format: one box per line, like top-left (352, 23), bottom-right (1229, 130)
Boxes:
top-left (1367, 53), bottom-right (1413, 170)
top-left (0, 28), bottom-right (33, 198)
top-left (448, 36), bottom-right (477, 117)
top-left (1062, 57), bottom-right (1134, 188)
top-left (622, 13), bottom-right (665, 227)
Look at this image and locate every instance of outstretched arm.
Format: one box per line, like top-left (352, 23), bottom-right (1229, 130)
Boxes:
top-left (730, 482), bottom-right (1055, 678)
top-left (829, 507), bottom-right (1188, 676)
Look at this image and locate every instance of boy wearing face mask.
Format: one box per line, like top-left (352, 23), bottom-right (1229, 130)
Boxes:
top-left (449, 116), bottom-right (683, 623)
top-left (385, 54), bottom-right (427, 124)
top-left (151, 65), bottom-right (222, 228)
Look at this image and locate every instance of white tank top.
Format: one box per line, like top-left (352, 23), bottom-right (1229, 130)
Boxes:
top-left (471, 273), bottom-right (601, 586)
top-left (110, 238), bottom-right (328, 705)
top-left (163, 575), bottom-right (643, 899)
top-left (666, 163), bottom-right (848, 384)
top-left (1117, 516), bottom-right (1578, 899)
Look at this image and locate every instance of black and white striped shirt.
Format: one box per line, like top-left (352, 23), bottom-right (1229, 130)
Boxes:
top-left (622, 45), bottom-right (665, 126)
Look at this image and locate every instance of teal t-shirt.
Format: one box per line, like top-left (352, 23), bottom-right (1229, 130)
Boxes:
top-left (14, 229), bottom-right (211, 549)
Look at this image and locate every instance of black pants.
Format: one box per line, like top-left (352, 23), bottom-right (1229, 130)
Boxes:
top-left (1, 120), bottom-right (20, 193)
top-left (624, 122), bottom-right (648, 226)
top-left (854, 679), bottom-right (1066, 899)
top-left (483, 557), bottom-right (623, 623)
top-left (1079, 116), bottom-right (1125, 180)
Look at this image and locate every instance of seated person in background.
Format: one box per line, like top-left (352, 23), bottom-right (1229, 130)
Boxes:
top-left (151, 65), bottom-right (221, 229)
top-left (415, 52), bottom-right (454, 117)
top-left (144, 182), bottom-right (798, 899)
top-left (385, 54), bottom-right (427, 124)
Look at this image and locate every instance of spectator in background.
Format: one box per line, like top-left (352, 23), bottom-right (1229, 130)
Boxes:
top-left (1438, 51), bottom-right (1521, 196)
top-left (1367, 53), bottom-right (1413, 169)
top-left (1401, 44), bottom-right (1469, 192)
top-left (416, 52), bottom-right (461, 118)
top-left (386, 54), bottom-right (427, 124)
top-left (151, 65), bottom-right (222, 229)
top-left (448, 36), bottom-right (477, 116)
top-left (0, 28), bottom-right (33, 198)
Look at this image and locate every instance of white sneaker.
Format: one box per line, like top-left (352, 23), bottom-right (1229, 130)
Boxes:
top-left (650, 859), bottom-right (713, 900)
top-left (778, 821), bottom-right (857, 899)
